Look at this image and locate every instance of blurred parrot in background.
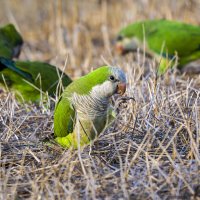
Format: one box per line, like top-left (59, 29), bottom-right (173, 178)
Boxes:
top-left (0, 57), bottom-right (72, 102)
top-left (116, 19), bottom-right (200, 74)
top-left (54, 66), bottom-right (126, 149)
top-left (0, 24), bottom-right (23, 59)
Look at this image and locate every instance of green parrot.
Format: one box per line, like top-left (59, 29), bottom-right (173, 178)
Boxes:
top-left (116, 19), bottom-right (200, 74)
top-left (0, 57), bottom-right (72, 102)
top-left (54, 66), bottom-right (126, 149)
top-left (0, 24), bottom-right (23, 59)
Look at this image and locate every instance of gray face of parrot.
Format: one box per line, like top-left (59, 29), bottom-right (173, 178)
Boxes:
top-left (89, 66), bottom-right (127, 99)
top-left (115, 35), bottom-right (139, 55)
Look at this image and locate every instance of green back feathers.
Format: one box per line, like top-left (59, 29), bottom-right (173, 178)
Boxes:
top-left (62, 66), bottom-right (111, 97)
top-left (15, 61), bottom-right (72, 95)
top-left (118, 19), bottom-right (200, 67)
top-left (0, 57), bottom-right (33, 81)
top-left (119, 21), bottom-right (144, 40)
top-left (0, 58), bottom-right (72, 102)
top-left (119, 19), bottom-right (200, 39)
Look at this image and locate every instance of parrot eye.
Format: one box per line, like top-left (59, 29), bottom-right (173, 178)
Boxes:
top-left (109, 75), bottom-right (115, 81)
top-left (117, 35), bottom-right (123, 41)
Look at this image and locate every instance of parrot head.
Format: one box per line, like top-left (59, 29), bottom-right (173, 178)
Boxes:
top-left (115, 35), bottom-right (140, 55)
top-left (2, 24), bottom-right (23, 45)
top-left (115, 22), bottom-right (144, 55)
top-left (87, 66), bottom-right (127, 99)
top-left (1, 24), bottom-right (23, 58)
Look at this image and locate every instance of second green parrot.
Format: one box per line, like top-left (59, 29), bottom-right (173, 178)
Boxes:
top-left (0, 57), bottom-right (72, 102)
top-left (116, 19), bottom-right (200, 74)
top-left (54, 66), bottom-right (126, 149)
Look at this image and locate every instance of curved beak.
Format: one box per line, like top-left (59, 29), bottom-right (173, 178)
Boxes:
top-left (117, 82), bottom-right (126, 95)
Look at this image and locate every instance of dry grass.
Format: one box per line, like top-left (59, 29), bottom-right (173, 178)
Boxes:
top-left (1, 0), bottom-right (200, 199)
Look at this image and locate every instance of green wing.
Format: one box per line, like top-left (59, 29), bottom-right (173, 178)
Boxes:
top-left (0, 57), bottom-right (33, 81)
top-left (54, 95), bottom-right (75, 137)
top-left (15, 61), bottom-right (72, 96)
top-left (0, 58), bottom-right (41, 101)
top-left (0, 58), bottom-right (72, 102)
top-left (144, 20), bottom-right (200, 63)
top-left (118, 19), bottom-right (200, 73)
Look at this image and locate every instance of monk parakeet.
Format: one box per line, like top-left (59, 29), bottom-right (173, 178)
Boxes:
top-left (0, 24), bottom-right (23, 59)
top-left (54, 66), bottom-right (126, 149)
top-left (116, 19), bottom-right (200, 74)
top-left (0, 57), bottom-right (72, 102)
